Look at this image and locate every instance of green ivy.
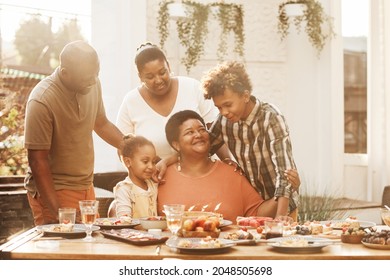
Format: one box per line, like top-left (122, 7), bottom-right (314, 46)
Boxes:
top-left (277, 0), bottom-right (335, 57)
top-left (176, 1), bottom-right (209, 73)
top-left (157, 0), bottom-right (245, 73)
top-left (157, 0), bottom-right (173, 50)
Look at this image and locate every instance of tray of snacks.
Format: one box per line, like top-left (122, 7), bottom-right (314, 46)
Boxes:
top-left (166, 236), bottom-right (235, 254)
top-left (267, 236), bottom-right (334, 253)
top-left (100, 228), bottom-right (168, 246)
top-left (236, 216), bottom-right (273, 228)
top-left (361, 229), bottom-right (390, 250)
top-left (222, 229), bottom-right (260, 245)
top-left (37, 224), bottom-right (100, 238)
top-left (321, 216), bottom-right (375, 230)
top-left (94, 217), bottom-right (140, 229)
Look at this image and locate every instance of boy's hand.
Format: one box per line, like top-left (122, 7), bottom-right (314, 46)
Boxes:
top-left (284, 169), bottom-right (300, 191)
top-left (223, 158), bottom-right (244, 175)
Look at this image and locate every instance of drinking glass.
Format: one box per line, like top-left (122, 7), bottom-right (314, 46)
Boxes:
top-left (264, 220), bottom-right (283, 239)
top-left (79, 200), bottom-right (99, 242)
top-left (381, 208), bottom-right (390, 226)
top-left (58, 208), bottom-right (76, 232)
top-left (163, 204), bottom-right (185, 240)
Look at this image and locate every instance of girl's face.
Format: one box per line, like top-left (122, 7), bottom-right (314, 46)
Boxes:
top-left (125, 144), bottom-right (157, 182)
top-left (173, 119), bottom-right (210, 157)
top-left (138, 59), bottom-right (172, 97)
top-left (212, 88), bottom-right (251, 122)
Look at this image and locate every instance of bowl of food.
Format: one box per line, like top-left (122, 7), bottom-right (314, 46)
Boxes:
top-left (381, 208), bottom-right (390, 227)
top-left (180, 214), bottom-right (221, 237)
top-left (341, 227), bottom-right (365, 244)
top-left (139, 216), bottom-right (167, 230)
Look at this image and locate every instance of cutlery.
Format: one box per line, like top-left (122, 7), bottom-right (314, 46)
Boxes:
top-left (32, 236), bottom-right (64, 242)
top-left (155, 245), bottom-right (161, 255)
top-left (385, 205), bottom-right (390, 211)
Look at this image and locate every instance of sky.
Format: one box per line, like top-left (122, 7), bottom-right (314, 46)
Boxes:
top-left (0, 0), bottom-right (91, 41)
top-left (341, 0), bottom-right (368, 37)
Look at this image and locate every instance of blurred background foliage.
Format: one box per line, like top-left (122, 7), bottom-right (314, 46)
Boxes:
top-left (13, 15), bottom-right (85, 69)
top-left (1, 14), bottom-right (85, 176)
top-left (0, 78), bottom-right (29, 175)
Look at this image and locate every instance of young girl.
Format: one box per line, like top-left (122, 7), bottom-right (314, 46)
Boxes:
top-left (113, 134), bottom-right (159, 218)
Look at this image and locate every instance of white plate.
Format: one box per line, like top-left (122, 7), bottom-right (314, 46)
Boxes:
top-left (220, 220), bottom-right (233, 228)
top-left (37, 224), bottom-right (100, 237)
top-left (373, 225), bottom-right (390, 231)
top-left (268, 236), bottom-right (333, 253)
top-left (166, 238), bottom-right (236, 253)
top-left (321, 220), bottom-right (376, 229)
top-left (94, 218), bottom-right (140, 229)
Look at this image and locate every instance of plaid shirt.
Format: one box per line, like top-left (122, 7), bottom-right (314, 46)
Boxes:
top-left (209, 97), bottom-right (299, 212)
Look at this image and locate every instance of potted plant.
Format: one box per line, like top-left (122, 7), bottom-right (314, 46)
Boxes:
top-left (211, 2), bottom-right (245, 61)
top-left (157, 0), bottom-right (245, 73)
top-left (277, 0), bottom-right (335, 56)
top-left (175, 1), bottom-right (210, 73)
top-left (297, 182), bottom-right (350, 222)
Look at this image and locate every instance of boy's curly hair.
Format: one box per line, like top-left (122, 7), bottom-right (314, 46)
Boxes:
top-left (201, 61), bottom-right (252, 99)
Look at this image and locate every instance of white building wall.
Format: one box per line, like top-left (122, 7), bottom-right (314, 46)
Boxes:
top-left (91, 0), bottom-right (390, 204)
top-left (91, 0), bottom-right (147, 172)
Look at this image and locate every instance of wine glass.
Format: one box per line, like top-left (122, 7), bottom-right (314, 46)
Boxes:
top-left (381, 207), bottom-right (390, 226)
top-left (163, 204), bottom-right (185, 240)
top-left (79, 200), bottom-right (99, 242)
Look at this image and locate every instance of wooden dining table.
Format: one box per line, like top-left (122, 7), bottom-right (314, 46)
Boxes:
top-left (1, 224), bottom-right (390, 260)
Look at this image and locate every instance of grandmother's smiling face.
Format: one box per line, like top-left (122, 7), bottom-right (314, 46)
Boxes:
top-left (172, 119), bottom-right (210, 156)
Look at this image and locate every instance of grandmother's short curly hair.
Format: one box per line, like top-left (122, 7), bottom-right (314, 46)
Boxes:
top-left (165, 110), bottom-right (206, 149)
top-left (201, 61), bottom-right (252, 99)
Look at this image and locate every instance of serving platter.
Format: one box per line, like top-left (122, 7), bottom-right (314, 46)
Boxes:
top-left (317, 232), bottom-right (341, 239)
top-left (94, 218), bottom-right (140, 229)
top-left (37, 224), bottom-right (100, 238)
top-left (267, 236), bottom-right (333, 253)
top-left (220, 219), bottom-right (233, 228)
top-left (166, 238), bottom-right (236, 254)
top-left (320, 220), bottom-right (376, 229)
top-left (361, 241), bottom-right (390, 250)
top-left (100, 228), bottom-right (168, 246)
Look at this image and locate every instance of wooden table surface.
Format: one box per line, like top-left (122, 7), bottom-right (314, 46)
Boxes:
top-left (1, 225), bottom-right (390, 260)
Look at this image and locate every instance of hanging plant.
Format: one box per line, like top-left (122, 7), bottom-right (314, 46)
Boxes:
top-left (212, 2), bottom-right (245, 61)
top-left (277, 0), bottom-right (335, 57)
top-left (176, 1), bottom-right (209, 73)
top-left (157, 0), bottom-right (245, 73)
top-left (157, 0), bottom-right (173, 50)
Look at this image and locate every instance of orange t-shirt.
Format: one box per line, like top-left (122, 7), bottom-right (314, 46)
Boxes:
top-left (157, 161), bottom-right (264, 222)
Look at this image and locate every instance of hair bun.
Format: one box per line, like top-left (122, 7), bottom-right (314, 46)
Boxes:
top-left (123, 133), bottom-right (136, 140)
